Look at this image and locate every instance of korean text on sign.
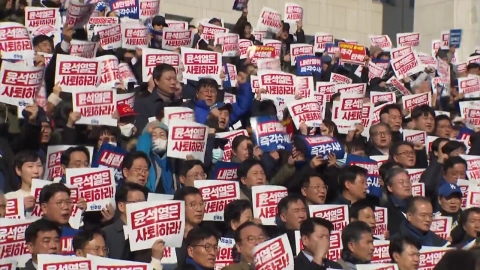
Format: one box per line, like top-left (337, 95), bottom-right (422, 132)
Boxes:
top-left (126, 201), bottom-right (185, 251)
top-left (167, 121), bottom-right (208, 162)
top-left (73, 89), bottom-right (117, 127)
top-left (142, 48), bottom-right (180, 82)
top-left (195, 180), bottom-right (240, 221)
top-left (55, 54), bottom-right (101, 92)
top-left (0, 22), bottom-right (35, 60)
top-left (162, 29), bottom-right (194, 51)
top-left (252, 186), bottom-right (288, 226)
top-left (181, 47), bottom-right (222, 84)
top-left (0, 218), bottom-right (34, 266)
top-left (0, 61), bottom-right (43, 106)
top-left (253, 234), bottom-right (293, 270)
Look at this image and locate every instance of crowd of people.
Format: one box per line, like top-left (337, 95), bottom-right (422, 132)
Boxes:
top-left (1, 0), bottom-right (480, 270)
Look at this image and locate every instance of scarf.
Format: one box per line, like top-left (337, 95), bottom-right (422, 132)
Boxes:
top-left (152, 154), bottom-right (174, 194)
top-left (404, 222), bottom-right (433, 246)
top-left (389, 195), bottom-right (408, 213)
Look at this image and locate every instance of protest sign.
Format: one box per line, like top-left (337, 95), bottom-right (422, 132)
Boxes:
top-left (165, 20), bottom-right (188, 30)
top-left (224, 63), bottom-right (238, 87)
top-left (313, 33), bottom-right (334, 53)
top-left (419, 247), bottom-right (449, 270)
top-left (253, 234), bottom-right (293, 270)
top-left (316, 82), bottom-right (336, 102)
top-left (296, 56), bottom-right (321, 76)
top-left (290, 43), bottom-right (314, 65)
top-left (66, 168), bottom-right (116, 211)
top-left (339, 43), bottom-right (366, 65)
top-left (257, 70), bottom-right (296, 100)
top-left (211, 161), bottom-right (238, 181)
top-left (295, 76), bottom-right (314, 98)
top-left (391, 46), bottom-right (413, 60)
top-left (0, 22), bottom-right (34, 60)
top-left (126, 200), bottom-right (185, 250)
top-left (412, 182), bottom-right (425, 197)
top-left (4, 197), bottom-right (25, 219)
top-left (251, 186), bottom-right (288, 225)
top-left (262, 39), bottom-right (282, 57)
top-left (440, 30), bottom-right (450, 49)
top-left (372, 240), bottom-right (391, 263)
top-left (92, 143), bottom-right (127, 184)
top-left (287, 98), bottom-right (322, 128)
top-left (332, 92), bottom-right (363, 134)
top-left (298, 135), bottom-right (345, 160)
top-left (369, 35), bottom-right (392, 51)
top-left (250, 116), bottom-right (292, 152)
top-left (162, 107), bottom-right (194, 126)
top-left (284, 3), bottom-right (303, 24)
top-left (309, 204), bottom-right (349, 231)
top-left (87, 16), bottom-right (119, 41)
top-left (386, 76), bottom-right (411, 96)
top-left (195, 180), bottom-right (240, 221)
top-left (139, 0), bottom-right (159, 21)
top-left (407, 169), bottom-right (426, 183)
top-left (97, 55), bottom-right (120, 89)
top-left (357, 264), bottom-right (399, 270)
top-left (330, 73), bottom-right (353, 84)
top-left (257, 7), bottom-right (282, 33)
top-left (65, 0), bottom-right (95, 28)
top-left (252, 29), bottom-right (267, 42)
top-left (55, 54), bottom-right (101, 93)
top-left (449, 28), bottom-right (462, 48)
top-left (38, 254), bottom-right (91, 270)
top-left (70, 40), bottom-right (98, 58)
top-left (148, 193), bottom-right (174, 201)
top-left (43, 145), bottom-right (94, 180)
top-left (246, 45), bottom-right (276, 64)
top-left (181, 47), bottom-right (222, 84)
top-left (238, 39), bottom-right (253, 59)
top-left (458, 77), bottom-right (480, 98)
top-left (0, 261), bottom-right (17, 270)
top-left (0, 218), bottom-right (36, 266)
top-left (325, 231), bottom-right (342, 261)
top-left (216, 237), bottom-right (240, 269)
top-left (96, 24), bottom-right (122, 50)
top-left (110, 0), bottom-right (138, 18)
top-left (361, 104), bottom-right (373, 139)
top-left (0, 61), bottom-right (43, 107)
top-left (200, 23), bottom-right (228, 41)
top-left (215, 33), bottom-right (239, 57)
top-left (403, 129), bottom-right (427, 145)
top-left (374, 207), bottom-right (388, 239)
top-left (402, 92), bottom-right (431, 111)
top-left (162, 28), bottom-right (194, 51)
top-left (418, 53), bottom-right (437, 68)
top-left (24, 7), bottom-right (61, 34)
top-left (215, 129), bottom-right (249, 161)
top-left (345, 155), bottom-right (381, 197)
top-left (72, 89), bottom-right (117, 126)
top-left (88, 255), bottom-right (153, 270)
top-left (121, 22), bottom-right (148, 50)
top-left (370, 91), bottom-right (395, 104)
top-left (430, 216), bottom-right (452, 240)
top-left (391, 51), bottom-right (424, 79)
top-left (461, 155), bottom-right (480, 170)
top-left (367, 61), bottom-right (386, 81)
top-left (142, 48), bottom-right (180, 82)
top-left (397, 32), bottom-right (420, 47)
top-left (167, 120), bottom-right (208, 161)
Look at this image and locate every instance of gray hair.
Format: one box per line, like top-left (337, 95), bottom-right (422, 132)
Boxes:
top-left (369, 122), bottom-right (391, 137)
top-left (384, 167), bottom-right (410, 188)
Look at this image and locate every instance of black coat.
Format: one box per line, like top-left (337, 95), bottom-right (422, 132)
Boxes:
top-left (294, 251), bottom-right (343, 270)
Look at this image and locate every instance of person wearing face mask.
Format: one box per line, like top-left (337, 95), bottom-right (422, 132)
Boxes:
top-left (117, 104), bottom-right (138, 150)
top-left (136, 121), bottom-right (176, 194)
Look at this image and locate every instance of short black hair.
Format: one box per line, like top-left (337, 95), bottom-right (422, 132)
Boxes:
top-left (349, 199), bottom-right (375, 220)
top-left (300, 217), bottom-right (333, 237)
top-left (173, 186), bottom-right (202, 201)
top-left (379, 162), bottom-right (404, 181)
top-left (60, 146), bottom-right (90, 167)
top-left (13, 150), bottom-right (43, 173)
top-left (341, 221), bottom-right (372, 249)
top-left (88, 126), bottom-right (120, 146)
top-left (185, 226), bottom-right (220, 247)
top-left (411, 104), bottom-right (435, 120)
top-left (458, 207), bottom-right (480, 229)
top-left (443, 156), bottom-right (467, 173)
top-left (237, 159), bottom-right (264, 181)
top-left (39, 183), bottom-right (71, 204)
top-left (233, 221), bottom-right (266, 243)
top-left (72, 228), bottom-right (106, 251)
top-left (152, 63), bottom-right (177, 80)
top-left (224, 200), bottom-right (253, 228)
top-left (179, 160), bottom-right (205, 177)
top-left (277, 195), bottom-right (306, 215)
top-left (121, 151), bottom-right (151, 171)
top-left (231, 135), bottom-right (252, 153)
top-left (196, 78), bottom-right (219, 92)
top-left (338, 166), bottom-right (368, 191)
top-left (114, 182), bottom-right (149, 205)
top-left (300, 169), bottom-right (325, 188)
top-left (388, 141), bottom-right (414, 158)
top-left (32, 35), bottom-right (53, 46)
top-left (389, 235), bottom-right (422, 262)
top-left (25, 219), bottom-right (61, 244)
top-left (435, 115), bottom-right (452, 128)
top-left (441, 141), bottom-right (467, 156)
top-left (431, 137), bottom-right (450, 153)
top-left (379, 103), bottom-right (402, 117)
top-left (467, 62), bottom-right (480, 71)
top-left (406, 196), bottom-right (431, 214)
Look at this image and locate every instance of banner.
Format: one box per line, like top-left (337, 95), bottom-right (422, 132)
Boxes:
top-left (142, 48), bottom-right (180, 82)
top-left (391, 51), bottom-right (424, 79)
top-left (309, 205), bottom-right (349, 231)
top-left (162, 107), bottom-right (194, 126)
top-left (66, 167), bottom-right (116, 211)
top-left (91, 142), bottom-right (127, 184)
top-left (162, 28), bottom-right (194, 51)
top-left (0, 61), bottom-right (43, 106)
top-left (55, 54), bottom-right (101, 92)
top-left (345, 154), bottom-right (381, 197)
top-left (339, 43), bottom-right (366, 65)
top-left (181, 47), bottom-right (222, 84)
top-left (167, 120), bottom-right (208, 162)
top-left (250, 116), bottom-right (292, 152)
top-left (126, 200), bottom-right (185, 250)
top-left (257, 7), bottom-right (282, 33)
top-left (72, 89), bottom-right (117, 126)
top-left (369, 35), bottom-right (392, 51)
top-left (0, 22), bottom-right (34, 60)
top-left (65, 0), bottom-right (95, 28)
top-left (194, 180), bottom-right (240, 221)
top-left (296, 55), bottom-right (321, 76)
top-left (211, 161), bottom-right (239, 180)
top-left (96, 24), bottom-right (122, 50)
top-left (297, 135), bottom-right (345, 160)
top-left (215, 129), bottom-right (249, 161)
top-left (290, 43), bottom-right (314, 66)
top-left (121, 22), bottom-right (148, 50)
top-left (397, 32), bottom-right (420, 47)
top-left (215, 33), bottom-right (239, 57)
top-left (109, 0), bottom-right (138, 18)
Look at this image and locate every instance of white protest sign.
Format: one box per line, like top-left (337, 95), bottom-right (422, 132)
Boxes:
top-left (330, 73), bottom-right (352, 84)
top-left (257, 70), bottom-right (296, 101)
top-left (296, 76), bottom-right (314, 98)
top-left (119, 63), bottom-right (137, 85)
top-left (0, 22), bottom-right (35, 60)
top-left (65, 0), bottom-right (95, 28)
top-left (96, 24), bottom-right (122, 50)
top-left (181, 47), bottom-right (222, 84)
top-left (87, 16), bottom-right (119, 41)
top-left (407, 168), bottom-right (425, 183)
top-left (24, 7), bottom-right (61, 34)
top-left (4, 196), bottom-right (25, 219)
top-left (309, 204), bottom-right (349, 231)
top-left (287, 98), bottom-right (322, 128)
top-left (403, 129), bottom-right (427, 144)
top-left (96, 55), bottom-right (120, 89)
top-left (252, 185), bottom-right (288, 226)
top-left (369, 35), bottom-right (392, 51)
top-left (126, 200), bottom-right (185, 251)
top-left (55, 54), bottom-right (101, 92)
top-left (121, 22), bottom-right (148, 50)
top-left (257, 7), bottom-right (282, 33)
top-left (43, 145), bottom-right (94, 180)
top-left (239, 39), bottom-right (253, 59)
top-left (88, 255), bottom-right (153, 270)
top-left (397, 32), bottom-right (420, 47)
top-left (195, 180), bottom-right (240, 221)
top-left (142, 48), bottom-right (180, 82)
top-left (72, 89), bottom-right (117, 126)
top-left (38, 254), bottom-right (92, 270)
top-left (374, 207), bottom-right (388, 239)
top-left (0, 218), bottom-right (37, 266)
top-left (370, 91), bottom-right (395, 104)
top-left (165, 20), bottom-right (188, 30)
top-left (253, 234), bottom-right (294, 270)
top-left (391, 46), bottom-right (413, 60)
top-left (458, 77), bottom-right (480, 98)
top-left (215, 33), bottom-right (239, 57)
top-left (162, 107), bottom-right (194, 126)
top-left (0, 61), bottom-right (43, 106)
top-left (371, 240), bottom-right (391, 263)
top-left (162, 28), bottom-right (194, 51)
top-left (138, 0), bottom-right (159, 21)
top-left (290, 43), bottom-right (314, 66)
top-left (391, 51), bottom-right (424, 79)
top-left (333, 92), bottom-right (363, 134)
top-left (313, 32), bottom-right (334, 53)
top-left (430, 215), bottom-right (452, 240)
top-left (200, 23), bottom-right (229, 41)
top-left (69, 40), bottom-right (98, 58)
top-left (402, 92), bottom-right (431, 111)
top-left (117, 92), bottom-right (135, 108)
top-left (167, 120), bottom-right (208, 162)
top-left (148, 193), bottom-right (174, 201)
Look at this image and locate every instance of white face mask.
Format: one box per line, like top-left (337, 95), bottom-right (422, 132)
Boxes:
top-left (108, 142), bottom-right (117, 147)
top-left (152, 138), bottom-right (168, 153)
top-left (120, 123), bottom-right (135, 137)
top-left (212, 148), bottom-right (224, 163)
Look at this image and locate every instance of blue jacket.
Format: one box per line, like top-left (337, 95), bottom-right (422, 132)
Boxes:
top-left (188, 81), bottom-right (253, 125)
top-left (136, 132), bottom-right (175, 194)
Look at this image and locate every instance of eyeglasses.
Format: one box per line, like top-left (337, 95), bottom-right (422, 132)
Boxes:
top-left (51, 200), bottom-right (72, 208)
top-left (188, 202), bottom-right (205, 209)
top-left (200, 88), bottom-right (218, 95)
top-left (87, 247), bottom-right (109, 254)
top-left (372, 131), bottom-right (390, 137)
top-left (242, 235), bottom-right (267, 244)
top-left (397, 151), bottom-right (415, 157)
top-left (395, 180), bottom-right (411, 187)
top-left (187, 172), bottom-right (207, 180)
top-left (192, 244), bottom-right (218, 252)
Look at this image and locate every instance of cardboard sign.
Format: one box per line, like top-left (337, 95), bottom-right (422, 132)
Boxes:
top-left (0, 61), bottom-right (43, 106)
top-left (314, 32), bottom-right (334, 53)
top-left (252, 186), bottom-right (288, 225)
top-left (162, 28), bottom-right (194, 51)
top-left (142, 48), bottom-right (180, 82)
top-left (194, 180), bottom-right (240, 221)
top-left (167, 120), bottom-right (208, 162)
top-left (55, 54), bottom-right (101, 92)
top-left (396, 32), bottom-right (420, 47)
top-left (253, 234), bottom-right (294, 270)
top-left (309, 205), bottom-right (349, 231)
